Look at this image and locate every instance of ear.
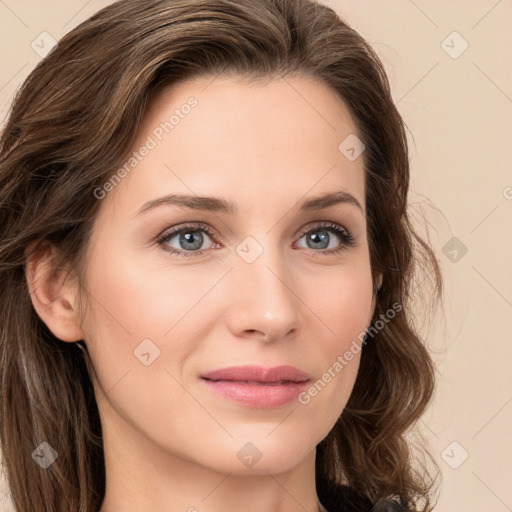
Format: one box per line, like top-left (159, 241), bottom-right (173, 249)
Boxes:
top-left (25, 241), bottom-right (84, 342)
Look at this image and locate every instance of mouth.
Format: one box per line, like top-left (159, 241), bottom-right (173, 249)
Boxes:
top-left (199, 375), bottom-right (311, 408)
top-left (199, 365), bottom-right (311, 407)
top-left (200, 364), bottom-right (311, 384)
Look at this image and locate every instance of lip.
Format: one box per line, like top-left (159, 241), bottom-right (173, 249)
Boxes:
top-left (201, 365), bottom-right (311, 383)
top-left (200, 365), bottom-right (311, 408)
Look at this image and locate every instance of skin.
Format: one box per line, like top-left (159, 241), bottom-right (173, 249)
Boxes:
top-left (27, 74), bottom-right (382, 512)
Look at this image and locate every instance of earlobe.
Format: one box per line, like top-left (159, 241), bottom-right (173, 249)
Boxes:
top-left (25, 241), bottom-right (84, 343)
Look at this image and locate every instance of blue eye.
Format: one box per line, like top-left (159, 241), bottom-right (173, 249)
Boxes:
top-left (157, 221), bottom-right (355, 258)
top-left (156, 222), bottom-right (217, 258)
top-left (295, 222), bottom-right (355, 254)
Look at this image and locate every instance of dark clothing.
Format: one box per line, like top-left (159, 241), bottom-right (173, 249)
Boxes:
top-left (318, 485), bottom-right (413, 512)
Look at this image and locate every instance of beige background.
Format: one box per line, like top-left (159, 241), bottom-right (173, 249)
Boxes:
top-left (0, 1), bottom-right (511, 511)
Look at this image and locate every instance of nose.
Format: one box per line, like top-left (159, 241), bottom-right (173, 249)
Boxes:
top-left (223, 242), bottom-right (303, 343)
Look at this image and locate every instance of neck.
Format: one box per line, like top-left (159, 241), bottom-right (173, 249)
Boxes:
top-left (98, 403), bottom-right (324, 512)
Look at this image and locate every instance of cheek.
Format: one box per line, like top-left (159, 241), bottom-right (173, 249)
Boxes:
top-left (81, 243), bottom-right (203, 343)
top-left (77, 243), bottom-right (191, 395)
top-left (78, 252), bottom-right (204, 443)
top-left (296, 261), bottom-right (373, 411)
top-left (306, 258), bottom-right (374, 347)
top-left (330, 282), bottom-right (373, 350)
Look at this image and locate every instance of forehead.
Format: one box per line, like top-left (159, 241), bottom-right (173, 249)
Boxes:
top-left (105, 74), bottom-right (366, 217)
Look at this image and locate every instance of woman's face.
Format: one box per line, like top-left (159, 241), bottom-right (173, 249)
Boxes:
top-left (78, 74), bottom-right (376, 475)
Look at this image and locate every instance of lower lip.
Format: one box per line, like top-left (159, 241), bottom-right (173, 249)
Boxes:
top-left (200, 378), bottom-right (310, 408)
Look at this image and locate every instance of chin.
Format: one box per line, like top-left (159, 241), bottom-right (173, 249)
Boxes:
top-left (198, 436), bottom-right (314, 476)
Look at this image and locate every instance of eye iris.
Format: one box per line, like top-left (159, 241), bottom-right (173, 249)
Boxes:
top-left (307, 230), bottom-right (329, 249)
top-left (180, 231), bottom-right (203, 250)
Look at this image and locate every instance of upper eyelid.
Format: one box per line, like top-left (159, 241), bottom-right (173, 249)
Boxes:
top-left (158, 222), bottom-right (216, 240)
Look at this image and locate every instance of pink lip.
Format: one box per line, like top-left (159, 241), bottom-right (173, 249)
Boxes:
top-left (201, 365), bottom-right (311, 383)
top-left (200, 365), bottom-right (311, 408)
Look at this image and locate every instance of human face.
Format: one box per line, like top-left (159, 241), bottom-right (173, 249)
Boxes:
top-left (79, 74), bottom-right (375, 476)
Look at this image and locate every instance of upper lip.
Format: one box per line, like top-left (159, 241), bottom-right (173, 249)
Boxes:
top-left (201, 365), bottom-right (311, 383)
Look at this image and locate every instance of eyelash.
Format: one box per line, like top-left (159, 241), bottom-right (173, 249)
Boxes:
top-left (156, 221), bottom-right (356, 258)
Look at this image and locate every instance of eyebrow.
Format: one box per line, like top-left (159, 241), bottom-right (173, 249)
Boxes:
top-left (135, 190), bottom-right (365, 217)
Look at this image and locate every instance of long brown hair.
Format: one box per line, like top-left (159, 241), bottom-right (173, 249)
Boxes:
top-left (0, 1), bottom-right (443, 511)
